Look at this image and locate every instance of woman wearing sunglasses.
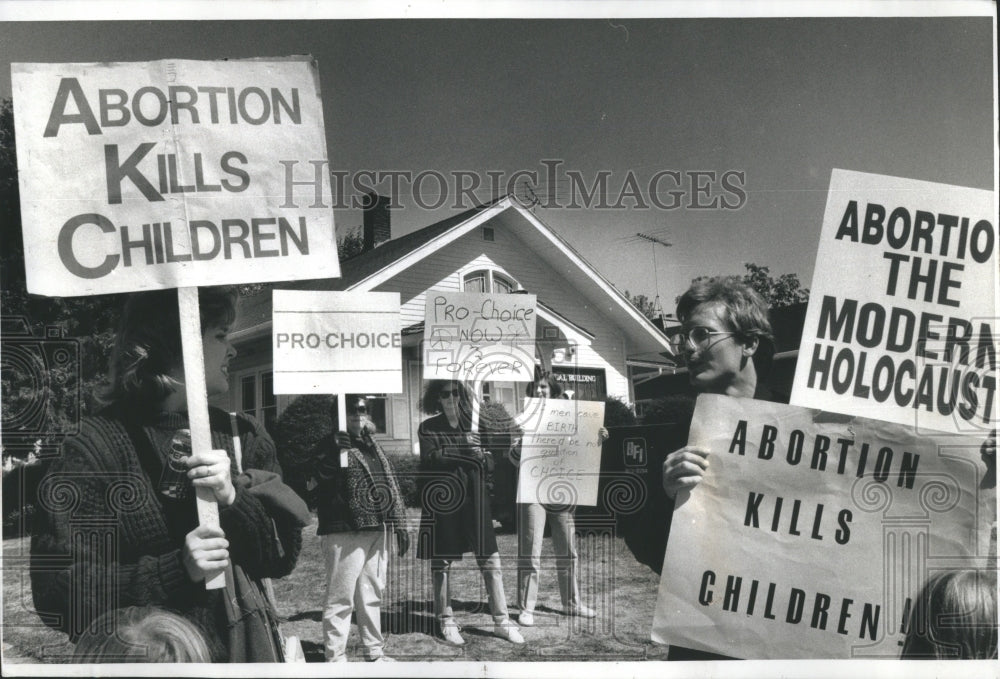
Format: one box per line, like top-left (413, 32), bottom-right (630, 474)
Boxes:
top-left (416, 380), bottom-right (524, 646)
top-left (315, 396), bottom-right (409, 662)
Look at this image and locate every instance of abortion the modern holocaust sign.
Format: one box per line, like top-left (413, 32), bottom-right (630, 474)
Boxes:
top-left (790, 170), bottom-right (996, 435)
top-left (11, 57), bottom-right (338, 296)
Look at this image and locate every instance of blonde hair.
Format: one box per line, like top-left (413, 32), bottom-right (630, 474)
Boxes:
top-left (72, 606), bottom-right (211, 663)
top-left (901, 569), bottom-right (998, 659)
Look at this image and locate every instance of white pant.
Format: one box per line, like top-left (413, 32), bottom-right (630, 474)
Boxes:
top-left (517, 502), bottom-right (579, 613)
top-left (321, 530), bottom-right (387, 661)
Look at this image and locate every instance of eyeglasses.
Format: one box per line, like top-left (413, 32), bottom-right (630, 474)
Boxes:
top-left (439, 388), bottom-right (461, 399)
top-left (348, 406), bottom-right (367, 414)
top-left (669, 326), bottom-right (736, 353)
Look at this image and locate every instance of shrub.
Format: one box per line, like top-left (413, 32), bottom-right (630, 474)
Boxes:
top-left (386, 453), bottom-right (421, 508)
top-left (604, 396), bottom-right (638, 427)
top-left (272, 395), bottom-right (335, 506)
top-left (640, 394), bottom-right (697, 426)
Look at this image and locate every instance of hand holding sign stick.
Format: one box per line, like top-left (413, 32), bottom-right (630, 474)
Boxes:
top-left (177, 287), bottom-right (227, 589)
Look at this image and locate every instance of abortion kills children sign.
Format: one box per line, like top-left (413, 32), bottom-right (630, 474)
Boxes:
top-left (790, 169), bottom-right (996, 435)
top-left (517, 397), bottom-right (605, 507)
top-left (272, 290), bottom-right (403, 394)
top-left (423, 290), bottom-right (537, 383)
top-left (652, 395), bottom-right (986, 659)
top-left (12, 58), bottom-right (339, 296)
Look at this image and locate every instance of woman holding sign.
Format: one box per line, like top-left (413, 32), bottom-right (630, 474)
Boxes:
top-left (513, 372), bottom-right (604, 627)
top-left (416, 380), bottom-right (524, 646)
top-left (31, 287), bottom-right (307, 662)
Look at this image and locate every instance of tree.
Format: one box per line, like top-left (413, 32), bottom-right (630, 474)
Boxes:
top-left (681, 263), bottom-right (809, 308)
top-left (337, 225), bottom-right (366, 261)
top-left (623, 290), bottom-right (662, 321)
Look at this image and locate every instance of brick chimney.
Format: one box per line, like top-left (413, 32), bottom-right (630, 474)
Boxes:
top-left (362, 192), bottom-right (391, 250)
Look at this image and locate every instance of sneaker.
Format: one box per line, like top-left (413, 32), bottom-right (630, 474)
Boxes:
top-left (439, 622), bottom-right (466, 646)
top-left (517, 610), bottom-right (534, 627)
top-left (494, 619), bottom-right (525, 644)
top-left (367, 655), bottom-right (397, 662)
top-left (565, 604), bottom-right (597, 618)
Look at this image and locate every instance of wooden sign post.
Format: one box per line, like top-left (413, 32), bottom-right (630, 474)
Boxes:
top-left (12, 58), bottom-right (340, 589)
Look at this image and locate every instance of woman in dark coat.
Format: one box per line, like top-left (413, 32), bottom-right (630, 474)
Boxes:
top-left (416, 380), bottom-right (523, 646)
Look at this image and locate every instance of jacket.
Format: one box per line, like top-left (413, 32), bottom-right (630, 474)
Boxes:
top-left (314, 432), bottom-right (407, 535)
top-left (29, 407), bottom-right (303, 661)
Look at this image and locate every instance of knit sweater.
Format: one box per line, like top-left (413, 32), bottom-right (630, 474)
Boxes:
top-left (29, 406), bottom-right (302, 661)
top-left (314, 432), bottom-right (407, 535)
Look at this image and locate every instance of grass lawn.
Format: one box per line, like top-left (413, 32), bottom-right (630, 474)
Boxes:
top-left (3, 508), bottom-right (671, 663)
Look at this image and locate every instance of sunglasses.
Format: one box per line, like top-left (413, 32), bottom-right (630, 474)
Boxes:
top-left (347, 403), bottom-right (368, 414)
top-left (439, 388), bottom-right (462, 399)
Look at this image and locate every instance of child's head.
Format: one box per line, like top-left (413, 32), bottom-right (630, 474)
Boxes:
top-left (72, 606), bottom-right (211, 663)
top-left (901, 569), bottom-right (998, 659)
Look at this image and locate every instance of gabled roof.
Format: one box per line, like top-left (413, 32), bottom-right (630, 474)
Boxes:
top-left (286, 198), bottom-right (504, 292)
top-left (231, 196), bottom-right (674, 363)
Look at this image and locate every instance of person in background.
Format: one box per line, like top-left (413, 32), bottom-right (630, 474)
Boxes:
top-left (513, 372), bottom-right (604, 627)
top-left (72, 606), bottom-right (211, 663)
top-left (31, 287), bottom-right (304, 662)
top-left (315, 396), bottom-right (409, 663)
top-left (416, 380), bottom-right (524, 646)
top-left (901, 569), bottom-right (998, 659)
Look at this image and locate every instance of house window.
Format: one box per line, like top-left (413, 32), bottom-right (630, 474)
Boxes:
top-left (493, 273), bottom-right (514, 294)
top-left (462, 269), bottom-right (519, 294)
top-left (238, 368), bottom-right (278, 434)
top-left (463, 271), bottom-right (487, 293)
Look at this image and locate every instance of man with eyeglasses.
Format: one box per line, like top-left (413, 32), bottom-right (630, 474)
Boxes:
top-left (626, 277), bottom-right (777, 661)
top-left (315, 396), bottom-right (409, 662)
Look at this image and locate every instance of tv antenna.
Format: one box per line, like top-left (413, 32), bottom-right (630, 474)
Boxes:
top-left (631, 232), bottom-right (672, 320)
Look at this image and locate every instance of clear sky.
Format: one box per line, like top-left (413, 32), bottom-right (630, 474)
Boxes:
top-left (0, 13), bottom-right (994, 310)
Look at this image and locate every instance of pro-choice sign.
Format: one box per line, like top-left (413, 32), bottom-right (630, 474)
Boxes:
top-left (790, 169), bottom-right (996, 435)
top-left (272, 290), bottom-right (403, 395)
top-left (12, 58), bottom-right (338, 296)
top-left (652, 395), bottom-right (987, 659)
top-left (423, 290), bottom-right (537, 382)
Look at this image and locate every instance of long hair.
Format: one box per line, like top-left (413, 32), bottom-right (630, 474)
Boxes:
top-left (72, 606), bottom-right (211, 663)
top-left (525, 370), bottom-right (563, 398)
top-left (101, 286), bottom-right (237, 412)
top-left (420, 380), bottom-right (473, 423)
top-left (901, 569), bottom-right (998, 659)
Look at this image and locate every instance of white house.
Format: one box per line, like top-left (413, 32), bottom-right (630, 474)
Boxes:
top-left (217, 195), bottom-right (674, 455)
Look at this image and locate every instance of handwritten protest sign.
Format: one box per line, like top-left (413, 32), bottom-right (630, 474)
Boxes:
top-left (517, 398), bottom-right (605, 507)
top-left (11, 57), bottom-right (338, 296)
top-left (652, 395), bottom-right (987, 659)
top-left (423, 290), bottom-right (537, 382)
top-left (790, 169), bottom-right (996, 435)
top-left (272, 290), bottom-right (402, 394)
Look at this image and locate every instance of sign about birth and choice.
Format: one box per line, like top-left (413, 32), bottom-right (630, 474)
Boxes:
top-left (517, 397), bottom-right (606, 507)
top-left (11, 57), bottom-right (339, 296)
top-left (423, 290), bottom-right (537, 382)
top-left (272, 290), bottom-right (402, 394)
top-left (652, 395), bottom-right (985, 659)
top-left (790, 169), bottom-right (996, 435)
